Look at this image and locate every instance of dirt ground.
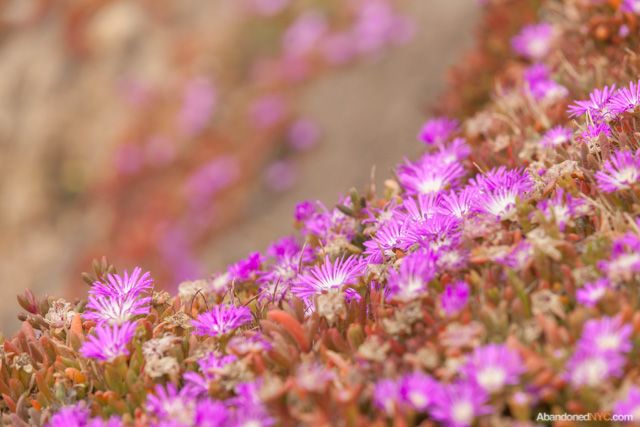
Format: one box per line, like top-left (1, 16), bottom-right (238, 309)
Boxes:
top-left (0, 1), bottom-right (478, 333)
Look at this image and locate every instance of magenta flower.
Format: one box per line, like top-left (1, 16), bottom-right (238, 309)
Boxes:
top-left (440, 188), bottom-right (476, 219)
top-left (429, 381), bottom-right (492, 427)
top-left (191, 304), bottom-right (252, 337)
top-left (46, 404), bottom-right (90, 427)
top-left (566, 349), bottom-right (625, 387)
top-left (84, 291), bottom-right (151, 325)
top-left (595, 150), bottom-right (640, 193)
top-left (363, 219), bottom-right (411, 262)
top-left (435, 138), bottom-right (471, 165)
top-left (540, 126), bottom-right (572, 148)
top-left (576, 278), bottom-right (610, 307)
top-left (511, 23), bottom-right (554, 60)
top-left (228, 252), bottom-right (263, 282)
top-left (400, 193), bottom-right (442, 223)
top-left (567, 84), bottom-right (616, 119)
top-left (623, 0), bottom-right (640, 13)
top-left (495, 240), bottom-right (533, 271)
top-left (178, 77), bottom-right (216, 137)
top-left (399, 372), bottom-right (439, 411)
top-left (524, 64), bottom-right (567, 101)
top-left (184, 353), bottom-right (238, 396)
top-left (373, 379), bottom-right (401, 415)
top-left (386, 249), bottom-right (437, 302)
top-left (599, 233), bottom-right (640, 282)
top-left (461, 344), bottom-right (524, 393)
top-left (536, 188), bottom-right (585, 231)
top-left (287, 118), bottom-right (320, 151)
top-left (471, 167), bottom-right (533, 219)
top-left (613, 387), bottom-right (640, 420)
top-left (608, 79), bottom-right (640, 115)
top-left (578, 316), bottom-right (633, 355)
top-left (146, 383), bottom-right (197, 423)
top-left (90, 267), bottom-right (153, 298)
top-left (227, 382), bottom-right (275, 427)
top-left (440, 281), bottom-right (470, 316)
top-left (80, 321), bottom-right (136, 362)
top-left (397, 156), bottom-right (465, 195)
top-left (407, 212), bottom-right (461, 252)
top-left (419, 117), bottom-right (458, 145)
top-left (292, 255), bottom-right (365, 300)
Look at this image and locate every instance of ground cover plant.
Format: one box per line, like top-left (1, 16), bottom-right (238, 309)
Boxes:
top-left (5, 0), bottom-right (640, 425)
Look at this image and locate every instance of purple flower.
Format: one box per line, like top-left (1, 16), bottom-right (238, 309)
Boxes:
top-left (440, 188), bottom-right (476, 219)
top-left (511, 23), bottom-right (554, 60)
top-left (90, 267), bottom-right (153, 298)
top-left (567, 84), bottom-right (617, 119)
top-left (595, 150), bottom-right (640, 193)
top-left (146, 383), bottom-right (197, 424)
top-left (435, 138), bottom-right (471, 165)
top-left (576, 278), bottom-right (610, 307)
top-left (397, 156), bottom-right (465, 195)
top-left (524, 64), bottom-right (567, 101)
top-left (84, 292), bottom-right (151, 325)
top-left (292, 255), bottom-right (365, 300)
top-left (191, 304), bottom-right (252, 337)
top-left (599, 233), bottom-right (640, 282)
top-left (264, 160), bottom-right (297, 192)
top-left (471, 167), bottom-right (533, 219)
top-left (399, 372), bottom-right (439, 411)
top-left (461, 344), bottom-right (524, 393)
top-left (565, 349), bottom-right (625, 387)
top-left (229, 252), bottom-right (263, 282)
top-left (282, 11), bottom-right (327, 56)
top-left (400, 193), bottom-right (442, 223)
top-left (184, 353), bottom-right (238, 396)
top-left (613, 387), bottom-right (640, 420)
top-left (623, 0), bottom-right (640, 13)
top-left (294, 200), bottom-right (317, 222)
top-left (227, 382), bottom-right (275, 426)
top-left (178, 77), bottom-right (216, 137)
top-left (46, 404), bottom-right (90, 427)
top-left (407, 212), bottom-right (462, 251)
top-left (373, 379), bottom-right (401, 415)
top-left (80, 321), bottom-right (136, 361)
top-left (387, 249), bottom-right (437, 302)
top-left (540, 126), bottom-right (572, 147)
top-left (440, 281), bottom-right (470, 316)
top-left (608, 79), bottom-right (640, 115)
top-left (193, 400), bottom-right (228, 427)
top-left (363, 219), bottom-right (411, 262)
top-left (419, 117), bottom-right (458, 145)
top-left (287, 118), bottom-right (320, 151)
top-left (536, 189), bottom-right (584, 231)
top-left (429, 381), bottom-right (492, 427)
top-left (578, 316), bottom-right (633, 355)
top-left (184, 156), bottom-right (240, 208)
top-left (250, 95), bottom-right (286, 129)
top-left (496, 241), bottom-right (534, 270)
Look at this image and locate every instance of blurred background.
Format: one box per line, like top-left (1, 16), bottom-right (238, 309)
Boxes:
top-left (0, 0), bottom-right (479, 332)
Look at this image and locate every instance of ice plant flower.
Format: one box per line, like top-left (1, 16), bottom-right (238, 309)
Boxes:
top-left (471, 167), bottom-right (533, 219)
top-left (536, 189), bottom-right (584, 231)
top-left (84, 292), bottom-right (151, 325)
top-left (577, 316), bottom-right (633, 355)
top-left (399, 372), bottom-right (439, 411)
top-left (90, 267), bottom-right (153, 297)
top-left (430, 381), bottom-right (492, 427)
top-left (576, 278), bottom-right (610, 307)
top-left (146, 383), bottom-right (197, 425)
top-left (46, 404), bottom-right (90, 427)
top-left (191, 304), bottom-right (252, 337)
top-left (511, 22), bottom-right (553, 60)
top-left (608, 79), bottom-right (640, 116)
top-left (539, 125), bottom-right (572, 148)
top-left (565, 349), bottom-right (625, 388)
top-left (613, 387), bottom-right (640, 421)
top-left (397, 156), bottom-right (465, 195)
top-left (440, 281), bottom-right (470, 316)
top-left (599, 233), bottom-right (640, 282)
top-left (595, 150), bottom-right (640, 193)
top-left (567, 84), bottom-right (616, 119)
top-left (623, 0), bottom-right (640, 13)
top-left (292, 255), bottom-right (364, 300)
top-left (80, 321), bottom-right (137, 362)
top-left (461, 344), bottom-right (524, 393)
top-left (524, 64), bottom-right (567, 102)
top-left (373, 379), bottom-right (401, 415)
top-left (418, 117), bottom-right (458, 145)
top-left (386, 249), bottom-right (437, 302)
top-left (363, 219), bottom-right (411, 262)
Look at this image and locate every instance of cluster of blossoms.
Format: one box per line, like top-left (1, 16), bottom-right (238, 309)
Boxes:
top-left (8, 0), bottom-right (640, 426)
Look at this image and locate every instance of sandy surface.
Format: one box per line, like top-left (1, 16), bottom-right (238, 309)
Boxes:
top-left (0, 0), bottom-right (479, 333)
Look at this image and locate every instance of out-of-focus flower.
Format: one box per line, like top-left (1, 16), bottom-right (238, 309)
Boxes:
top-left (596, 151), bottom-right (640, 193)
top-left (46, 404), bottom-right (90, 427)
top-left (440, 281), bottom-right (470, 316)
top-left (264, 160), bottom-right (297, 192)
top-left (576, 278), bottom-right (610, 307)
top-left (373, 379), bottom-right (401, 415)
top-left (80, 321), bottom-right (137, 362)
top-left (577, 316), bottom-right (632, 355)
top-left (566, 349), bottom-right (625, 387)
top-left (461, 344), bottom-right (524, 393)
top-left (511, 23), bottom-right (554, 60)
top-left (613, 387), bottom-right (640, 420)
top-left (419, 117), bottom-right (459, 145)
top-left (430, 381), bottom-right (492, 427)
top-left (191, 305), bottom-right (252, 337)
top-left (599, 233), bottom-right (640, 282)
top-left (399, 372), bottom-right (439, 411)
top-left (287, 118), bottom-right (320, 151)
top-left (178, 77), bottom-right (216, 137)
top-left (540, 126), bottom-right (572, 148)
